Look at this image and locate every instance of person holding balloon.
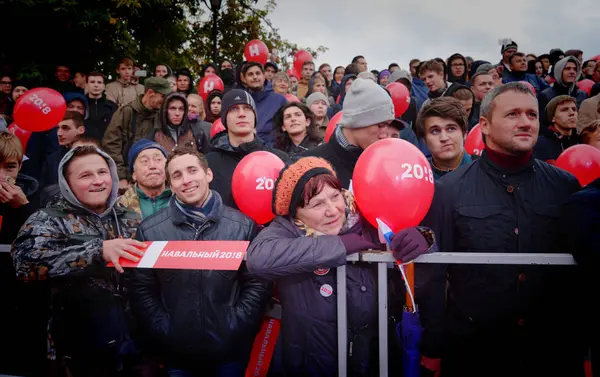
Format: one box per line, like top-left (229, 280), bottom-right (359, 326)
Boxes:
top-left (417, 82), bottom-right (582, 377)
top-left (206, 89), bottom-right (288, 208)
top-left (272, 102), bottom-right (322, 156)
top-left (301, 78), bottom-right (396, 189)
top-left (246, 157), bottom-right (435, 377)
top-left (415, 97), bottom-right (475, 181)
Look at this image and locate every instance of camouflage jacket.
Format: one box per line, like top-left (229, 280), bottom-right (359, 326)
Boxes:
top-left (11, 198), bottom-right (141, 291)
top-left (118, 184), bottom-right (142, 216)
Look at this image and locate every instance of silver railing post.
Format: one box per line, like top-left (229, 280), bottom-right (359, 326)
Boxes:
top-left (336, 264), bottom-right (347, 377)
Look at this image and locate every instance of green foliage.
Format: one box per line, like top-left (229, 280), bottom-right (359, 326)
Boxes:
top-left (0, 0), bottom-right (326, 84)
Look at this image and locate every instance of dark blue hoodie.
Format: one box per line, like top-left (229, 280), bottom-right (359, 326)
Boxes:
top-left (247, 80), bottom-right (287, 147)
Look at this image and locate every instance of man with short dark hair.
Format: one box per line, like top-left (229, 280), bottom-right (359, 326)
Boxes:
top-left (103, 76), bottom-right (172, 191)
top-left (408, 59), bottom-right (420, 77)
top-left (502, 52), bottom-right (549, 93)
top-left (241, 62), bottom-right (287, 146)
top-left (352, 55), bottom-right (368, 72)
top-left (47, 64), bottom-right (77, 94)
top-left (538, 56), bottom-right (588, 127)
top-left (416, 97), bottom-right (474, 181)
top-left (418, 82), bottom-right (582, 377)
top-left (534, 95), bottom-right (580, 161)
top-left (389, 62), bottom-right (400, 73)
top-left (206, 89), bottom-right (287, 207)
top-left (12, 145), bottom-right (145, 376)
top-left (264, 62), bottom-right (278, 82)
top-left (420, 60), bottom-right (451, 105)
top-left (126, 147), bottom-right (270, 376)
top-left (86, 72), bottom-right (117, 142)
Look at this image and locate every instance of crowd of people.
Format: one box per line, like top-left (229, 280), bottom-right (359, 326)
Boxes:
top-left (0, 39), bottom-right (599, 377)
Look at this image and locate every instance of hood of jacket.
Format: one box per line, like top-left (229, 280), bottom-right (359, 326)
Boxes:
top-left (554, 56), bottom-right (582, 92)
top-left (160, 91), bottom-right (189, 131)
top-left (444, 82), bottom-right (475, 104)
top-left (15, 173), bottom-right (39, 197)
top-left (175, 69), bottom-right (195, 95)
top-left (57, 147), bottom-right (120, 217)
top-left (339, 74), bottom-right (357, 105)
top-left (156, 63), bottom-right (173, 77)
top-left (64, 91), bottom-right (88, 111)
top-left (447, 53), bottom-right (468, 84)
top-left (209, 131), bottom-right (268, 157)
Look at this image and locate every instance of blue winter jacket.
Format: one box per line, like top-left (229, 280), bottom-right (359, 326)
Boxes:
top-left (501, 70), bottom-right (549, 93)
top-left (411, 77), bottom-right (429, 110)
top-left (248, 81), bottom-right (287, 147)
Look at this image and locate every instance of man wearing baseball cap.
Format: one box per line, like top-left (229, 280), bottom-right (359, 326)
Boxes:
top-left (300, 78), bottom-right (395, 188)
top-left (205, 89), bottom-right (288, 208)
top-left (118, 138), bottom-right (172, 218)
top-left (102, 76), bottom-right (172, 193)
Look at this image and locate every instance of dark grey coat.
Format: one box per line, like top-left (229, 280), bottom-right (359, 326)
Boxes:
top-left (247, 216), bottom-right (402, 377)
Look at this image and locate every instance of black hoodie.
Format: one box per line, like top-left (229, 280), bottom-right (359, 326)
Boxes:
top-left (447, 53), bottom-right (469, 84)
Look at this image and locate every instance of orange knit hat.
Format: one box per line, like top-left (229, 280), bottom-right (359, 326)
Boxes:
top-left (272, 157), bottom-right (337, 217)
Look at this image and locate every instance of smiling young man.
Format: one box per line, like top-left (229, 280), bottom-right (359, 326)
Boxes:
top-left (534, 95), bottom-right (581, 161)
top-left (126, 147), bottom-right (270, 377)
top-left (206, 89), bottom-right (287, 208)
top-left (241, 62), bottom-right (287, 146)
top-left (118, 139), bottom-right (171, 219)
top-left (418, 82), bottom-right (582, 377)
top-left (416, 97), bottom-right (474, 181)
top-left (12, 145), bottom-right (146, 376)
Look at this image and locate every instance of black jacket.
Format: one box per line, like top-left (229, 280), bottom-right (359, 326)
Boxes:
top-left (299, 130), bottom-right (362, 189)
top-left (275, 135), bottom-right (322, 157)
top-left (206, 132), bottom-right (288, 208)
top-left (418, 151), bottom-right (582, 376)
top-left (40, 147), bottom-right (69, 190)
top-left (533, 127), bottom-right (581, 162)
top-left (85, 96), bottom-right (117, 142)
top-left (126, 193), bottom-right (270, 370)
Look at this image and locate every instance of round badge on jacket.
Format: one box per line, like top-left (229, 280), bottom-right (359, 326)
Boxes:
top-left (314, 268), bottom-right (330, 276)
top-left (320, 284), bottom-right (333, 297)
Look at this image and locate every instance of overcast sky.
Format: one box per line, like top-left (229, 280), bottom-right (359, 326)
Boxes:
top-left (264, 0), bottom-right (600, 71)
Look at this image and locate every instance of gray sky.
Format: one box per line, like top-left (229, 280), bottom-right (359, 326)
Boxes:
top-left (265, 0), bottom-right (600, 71)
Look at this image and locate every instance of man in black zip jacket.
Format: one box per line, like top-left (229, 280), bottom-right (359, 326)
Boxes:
top-left (418, 82), bottom-right (583, 377)
top-left (85, 72), bottom-right (117, 142)
top-left (126, 148), bottom-right (270, 376)
top-left (205, 89), bottom-right (288, 209)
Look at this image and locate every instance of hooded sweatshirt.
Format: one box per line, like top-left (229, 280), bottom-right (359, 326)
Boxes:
top-left (538, 56), bottom-right (588, 127)
top-left (447, 53), bottom-right (469, 84)
top-left (153, 92), bottom-right (209, 154)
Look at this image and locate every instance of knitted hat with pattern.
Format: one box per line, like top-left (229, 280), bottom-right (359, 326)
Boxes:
top-left (272, 157), bottom-right (336, 217)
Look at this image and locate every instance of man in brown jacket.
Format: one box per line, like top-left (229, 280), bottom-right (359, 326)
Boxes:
top-left (102, 77), bottom-right (171, 192)
top-left (578, 92), bottom-right (600, 132)
top-left (105, 58), bottom-right (145, 107)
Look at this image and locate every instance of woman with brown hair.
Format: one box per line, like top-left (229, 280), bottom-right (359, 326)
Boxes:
top-left (273, 102), bottom-right (322, 156)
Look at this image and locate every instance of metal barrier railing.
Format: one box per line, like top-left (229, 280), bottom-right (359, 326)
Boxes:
top-left (338, 251), bottom-right (577, 377)
top-left (0, 244), bottom-right (577, 377)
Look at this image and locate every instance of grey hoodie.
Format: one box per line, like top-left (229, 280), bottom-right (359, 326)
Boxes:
top-left (553, 56), bottom-right (582, 92)
top-left (57, 146), bottom-right (120, 218)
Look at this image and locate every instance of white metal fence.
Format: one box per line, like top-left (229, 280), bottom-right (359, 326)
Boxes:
top-left (0, 244), bottom-right (577, 377)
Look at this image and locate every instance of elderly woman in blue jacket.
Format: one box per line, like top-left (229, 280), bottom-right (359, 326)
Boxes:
top-left (246, 157), bottom-right (435, 377)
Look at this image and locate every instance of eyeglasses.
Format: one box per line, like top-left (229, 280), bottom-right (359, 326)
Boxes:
top-left (451, 63), bottom-right (465, 68)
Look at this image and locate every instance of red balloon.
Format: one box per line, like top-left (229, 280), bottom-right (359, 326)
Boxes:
top-left (325, 111), bottom-right (343, 142)
top-left (13, 87), bottom-right (66, 132)
top-left (577, 79), bottom-right (595, 96)
top-left (465, 124), bottom-right (484, 156)
top-left (293, 50), bottom-right (313, 78)
top-left (198, 74), bottom-right (224, 101)
top-left (593, 55), bottom-right (600, 62)
top-left (555, 144), bottom-right (600, 186)
top-left (232, 151), bottom-right (285, 224)
top-left (244, 39), bottom-right (269, 66)
top-left (353, 138), bottom-right (434, 232)
top-left (386, 82), bottom-right (411, 117)
top-left (520, 81), bottom-right (536, 96)
top-left (284, 94), bottom-right (300, 103)
top-left (7, 123), bottom-right (32, 150)
top-left (210, 118), bottom-right (225, 138)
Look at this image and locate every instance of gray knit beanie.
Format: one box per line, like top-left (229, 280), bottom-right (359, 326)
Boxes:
top-left (389, 69), bottom-right (413, 84)
top-left (306, 92), bottom-right (330, 107)
top-left (339, 78), bottom-right (394, 129)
